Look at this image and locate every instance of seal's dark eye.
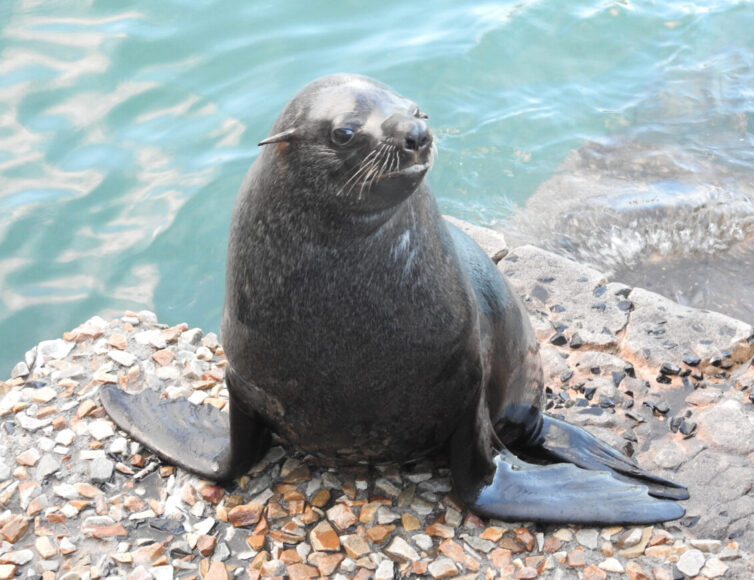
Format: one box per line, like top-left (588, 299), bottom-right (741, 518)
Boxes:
top-left (331, 127), bottom-right (356, 146)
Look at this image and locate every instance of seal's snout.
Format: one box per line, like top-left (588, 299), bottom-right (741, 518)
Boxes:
top-left (382, 114), bottom-right (433, 155)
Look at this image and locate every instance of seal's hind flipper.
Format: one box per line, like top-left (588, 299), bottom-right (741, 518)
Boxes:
top-left (454, 447), bottom-right (685, 525)
top-left (100, 386), bottom-right (270, 482)
top-left (521, 415), bottom-right (689, 501)
top-left (450, 397), bottom-right (685, 525)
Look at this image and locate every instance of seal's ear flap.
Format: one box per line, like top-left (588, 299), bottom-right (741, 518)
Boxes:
top-left (258, 128), bottom-right (296, 146)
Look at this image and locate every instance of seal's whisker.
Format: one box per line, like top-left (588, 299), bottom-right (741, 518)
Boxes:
top-left (338, 147), bottom-right (382, 197)
top-left (358, 160), bottom-right (382, 199)
top-left (378, 145), bottom-right (393, 176)
top-left (390, 147), bottom-right (400, 174)
top-left (350, 150), bottom-right (383, 199)
top-left (356, 144), bottom-right (389, 199)
top-left (362, 144), bottom-right (393, 198)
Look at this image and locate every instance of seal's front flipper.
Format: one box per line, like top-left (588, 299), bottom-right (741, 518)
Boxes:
top-left (523, 415), bottom-right (689, 501)
top-left (450, 397), bottom-right (685, 525)
top-left (100, 386), bottom-right (270, 482)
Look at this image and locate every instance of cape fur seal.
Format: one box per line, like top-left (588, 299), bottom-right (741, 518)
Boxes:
top-left (101, 74), bottom-right (688, 524)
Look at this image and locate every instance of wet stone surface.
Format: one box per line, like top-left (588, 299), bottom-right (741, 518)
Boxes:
top-left (1, 224), bottom-right (753, 579)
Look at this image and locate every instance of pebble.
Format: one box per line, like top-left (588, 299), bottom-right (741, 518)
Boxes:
top-left (327, 503), bottom-right (358, 530)
top-left (598, 557), bottom-right (624, 573)
top-left (16, 448), bottom-right (40, 466)
top-left (385, 537), bottom-right (420, 562)
top-left (374, 559), bottom-right (394, 580)
top-left (618, 527), bottom-right (652, 559)
top-left (676, 548), bottom-right (705, 577)
top-left (701, 556), bottom-right (729, 578)
top-left (414, 534), bottom-right (433, 551)
top-left (55, 428), bottom-right (76, 446)
top-left (35, 338), bottom-right (74, 365)
top-left (36, 454), bottom-right (61, 479)
top-left (576, 528), bottom-right (599, 549)
top-left (690, 538), bottom-right (722, 552)
top-left (89, 457), bottom-right (114, 482)
top-left (204, 561), bottom-right (229, 580)
top-left (31, 386), bottom-right (56, 403)
top-left (109, 350), bottom-right (137, 367)
top-left (88, 419), bottom-right (115, 440)
top-left (35, 536), bottom-right (56, 559)
top-left (310, 521), bottom-right (340, 551)
top-left (617, 527), bottom-right (643, 548)
top-left (53, 483), bottom-right (78, 499)
top-left (428, 557), bottom-right (458, 578)
top-left (342, 535), bottom-right (370, 559)
top-left (228, 503), bottom-right (263, 527)
top-left (553, 528), bottom-right (574, 542)
top-left (0, 515), bottom-right (29, 543)
top-left (196, 346), bottom-right (213, 361)
top-left (109, 436), bottom-right (129, 455)
top-left (0, 550), bottom-right (34, 566)
top-left (567, 547), bottom-right (586, 567)
top-left (10, 362), bottom-right (29, 379)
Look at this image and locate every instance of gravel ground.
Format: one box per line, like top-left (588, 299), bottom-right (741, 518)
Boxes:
top-left (2, 224), bottom-right (753, 580)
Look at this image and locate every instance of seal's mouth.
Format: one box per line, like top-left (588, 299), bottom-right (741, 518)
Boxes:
top-left (382, 160), bottom-right (432, 179)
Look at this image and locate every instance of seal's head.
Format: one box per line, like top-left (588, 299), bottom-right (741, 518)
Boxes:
top-left (258, 74), bottom-right (434, 213)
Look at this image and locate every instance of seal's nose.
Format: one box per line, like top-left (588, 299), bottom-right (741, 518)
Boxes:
top-left (383, 114), bottom-right (432, 154)
top-left (404, 120), bottom-right (431, 152)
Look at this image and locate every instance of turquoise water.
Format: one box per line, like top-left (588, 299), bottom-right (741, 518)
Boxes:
top-left (1, 1), bottom-right (753, 374)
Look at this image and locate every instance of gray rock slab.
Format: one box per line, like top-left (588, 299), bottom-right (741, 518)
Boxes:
top-left (502, 245), bottom-right (630, 348)
top-left (623, 287), bottom-right (754, 372)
